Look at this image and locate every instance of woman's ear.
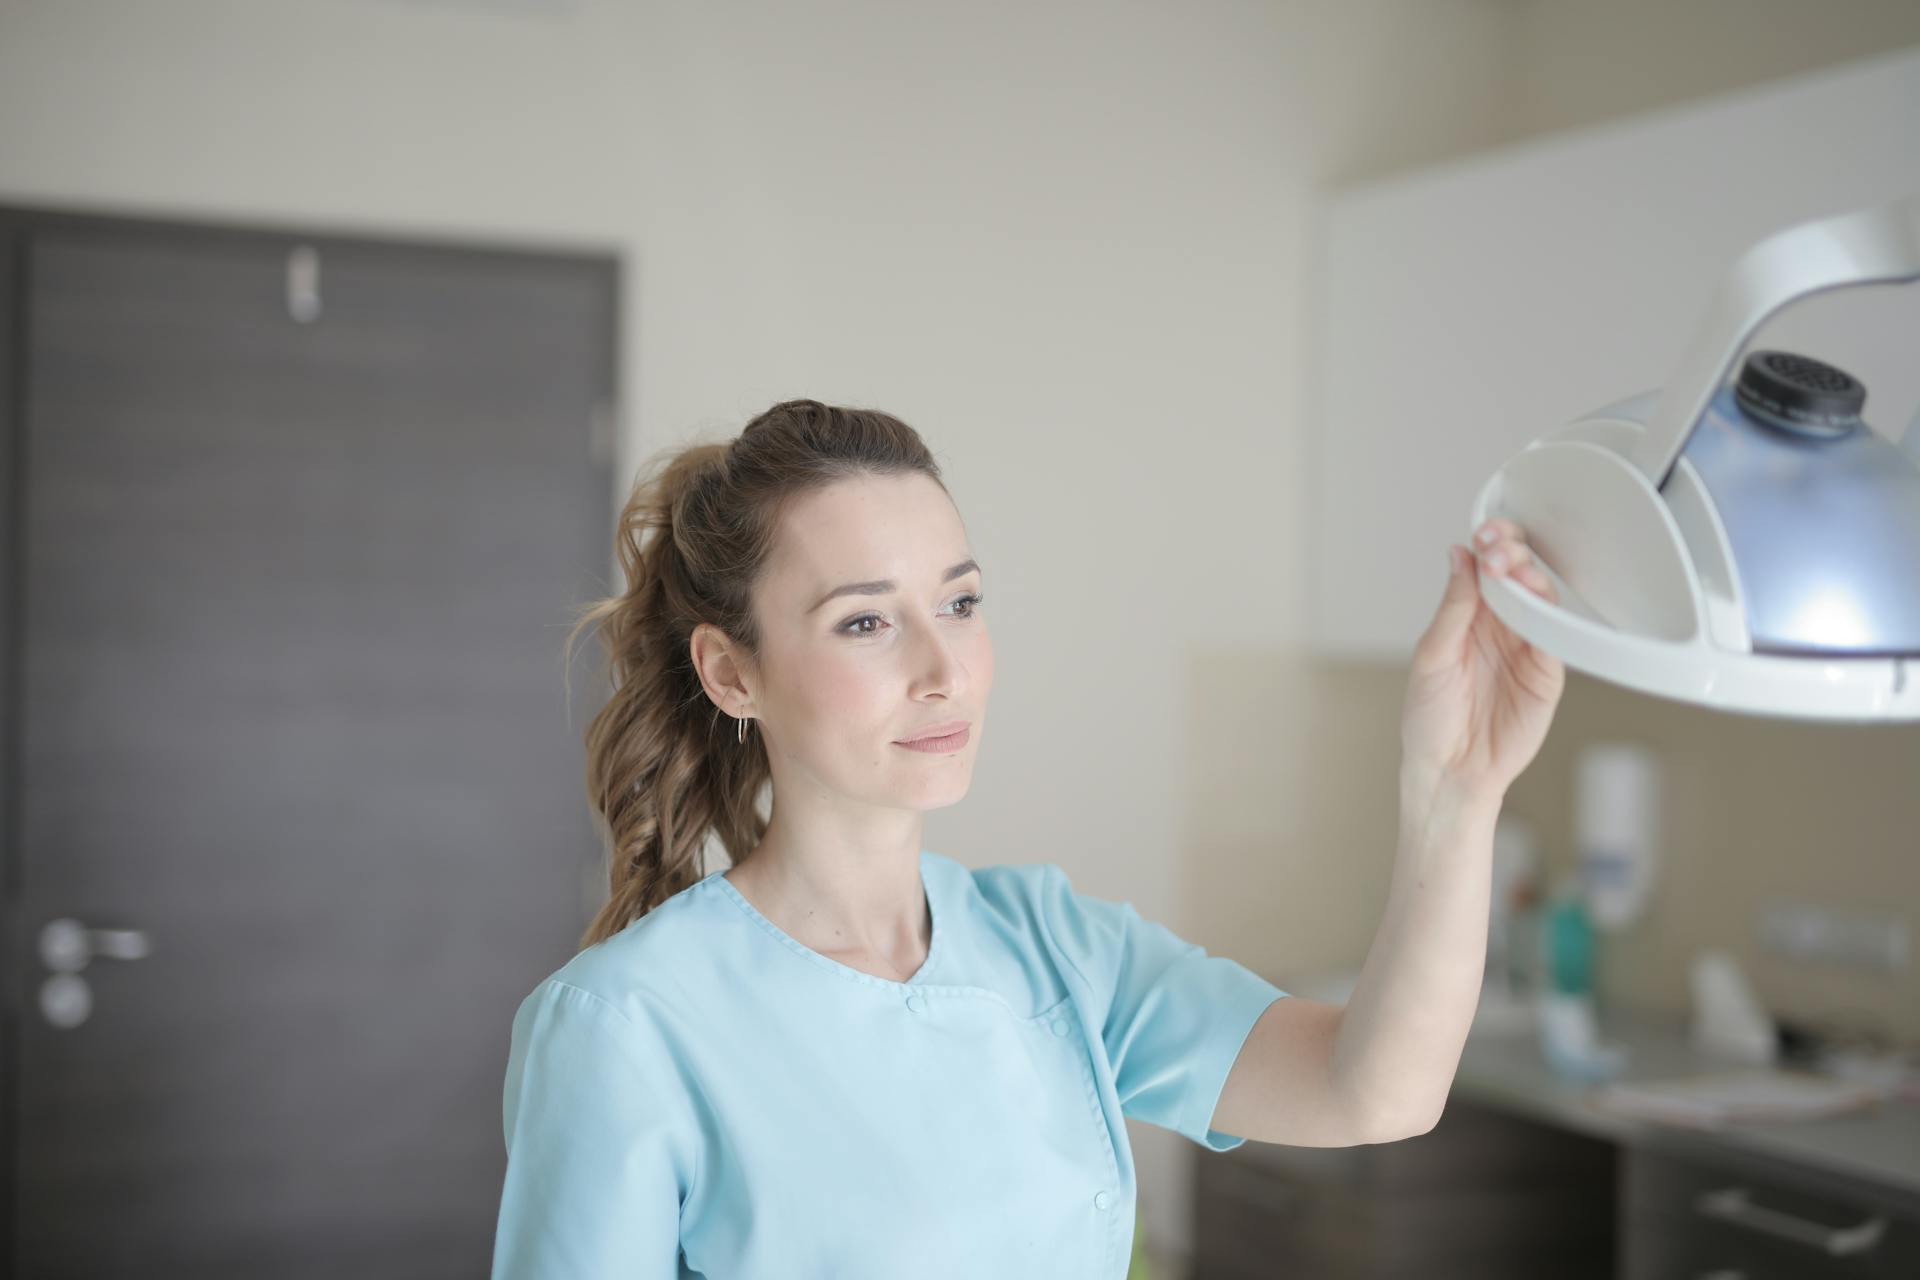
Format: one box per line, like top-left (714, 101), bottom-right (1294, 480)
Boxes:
top-left (689, 621), bottom-right (754, 717)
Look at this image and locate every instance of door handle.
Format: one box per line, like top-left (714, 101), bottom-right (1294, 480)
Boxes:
top-left (35, 918), bottom-right (152, 1030)
top-left (38, 917), bottom-right (152, 973)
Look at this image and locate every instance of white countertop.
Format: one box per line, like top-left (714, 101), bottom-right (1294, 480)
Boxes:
top-left (1452, 1004), bottom-right (1920, 1200)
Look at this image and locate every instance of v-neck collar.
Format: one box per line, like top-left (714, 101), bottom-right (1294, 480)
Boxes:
top-left (705, 850), bottom-right (943, 990)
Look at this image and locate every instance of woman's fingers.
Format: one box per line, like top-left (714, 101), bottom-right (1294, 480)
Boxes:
top-left (1470, 520), bottom-right (1557, 603)
top-left (1516, 562), bottom-right (1558, 604)
top-left (1472, 516), bottom-right (1525, 550)
top-left (1475, 533), bottom-right (1531, 575)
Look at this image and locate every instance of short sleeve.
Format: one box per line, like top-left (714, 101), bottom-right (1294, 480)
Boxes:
top-left (491, 979), bottom-right (699, 1279)
top-left (1037, 864), bottom-right (1288, 1152)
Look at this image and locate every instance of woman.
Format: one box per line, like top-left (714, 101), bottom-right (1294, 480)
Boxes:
top-left (489, 399), bottom-right (1563, 1278)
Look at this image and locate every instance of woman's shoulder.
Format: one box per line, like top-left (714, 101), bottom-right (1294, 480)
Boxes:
top-left (937, 852), bottom-right (1160, 976)
top-left (930, 851), bottom-right (1100, 966)
top-left (518, 869), bottom-right (734, 1029)
top-left (933, 850), bottom-right (1067, 916)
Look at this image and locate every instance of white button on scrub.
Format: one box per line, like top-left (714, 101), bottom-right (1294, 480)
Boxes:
top-left (904, 994), bottom-right (926, 1014)
top-left (1049, 1017), bottom-right (1070, 1037)
top-left (1093, 1190), bottom-right (1114, 1211)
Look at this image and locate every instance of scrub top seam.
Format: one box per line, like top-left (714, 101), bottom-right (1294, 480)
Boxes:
top-left (700, 858), bottom-right (1073, 1018)
top-left (1057, 1000), bottom-right (1126, 1273)
top-left (534, 977), bottom-right (709, 1209)
top-left (1033, 863), bottom-right (1129, 1273)
top-left (702, 854), bottom-right (967, 995)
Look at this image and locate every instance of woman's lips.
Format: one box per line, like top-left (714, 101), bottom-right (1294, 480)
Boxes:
top-left (894, 723), bottom-right (970, 753)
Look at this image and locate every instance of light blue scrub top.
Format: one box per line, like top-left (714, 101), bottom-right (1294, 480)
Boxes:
top-left (491, 850), bottom-right (1289, 1279)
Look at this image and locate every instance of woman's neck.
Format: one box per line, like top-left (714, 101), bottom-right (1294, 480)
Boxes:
top-left (724, 838), bottom-right (929, 981)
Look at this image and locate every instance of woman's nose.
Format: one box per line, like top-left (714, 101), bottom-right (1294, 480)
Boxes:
top-left (910, 624), bottom-right (966, 693)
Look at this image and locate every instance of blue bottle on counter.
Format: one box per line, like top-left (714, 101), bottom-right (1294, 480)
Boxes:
top-left (1535, 883), bottom-right (1627, 1083)
top-left (1544, 890), bottom-right (1595, 996)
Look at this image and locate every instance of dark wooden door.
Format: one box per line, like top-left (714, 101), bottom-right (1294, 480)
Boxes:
top-left (1, 209), bottom-right (618, 1277)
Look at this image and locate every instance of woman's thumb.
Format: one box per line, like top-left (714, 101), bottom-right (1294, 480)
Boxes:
top-left (1444, 544), bottom-right (1481, 604)
top-left (1419, 544), bottom-right (1479, 654)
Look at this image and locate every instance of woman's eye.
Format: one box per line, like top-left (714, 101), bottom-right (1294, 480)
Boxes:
top-left (839, 592), bottom-right (985, 636)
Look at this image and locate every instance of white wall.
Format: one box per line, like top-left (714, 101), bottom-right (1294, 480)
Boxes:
top-left (0, 0), bottom-right (1530, 1263)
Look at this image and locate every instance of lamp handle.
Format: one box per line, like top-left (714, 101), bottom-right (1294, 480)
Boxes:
top-left (1631, 193), bottom-right (1920, 492)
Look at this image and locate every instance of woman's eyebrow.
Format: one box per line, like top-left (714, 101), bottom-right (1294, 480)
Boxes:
top-left (807, 559), bottom-right (980, 614)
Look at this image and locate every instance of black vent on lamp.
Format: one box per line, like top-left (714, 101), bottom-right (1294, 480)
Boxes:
top-left (1733, 349), bottom-right (1867, 438)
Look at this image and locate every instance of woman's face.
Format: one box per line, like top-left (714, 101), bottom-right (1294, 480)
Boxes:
top-left (725, 470), bottom-right (992, 814)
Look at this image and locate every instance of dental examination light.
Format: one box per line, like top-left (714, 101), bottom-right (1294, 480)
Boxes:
top-left (1469, 194), bottom-right (1920, 722)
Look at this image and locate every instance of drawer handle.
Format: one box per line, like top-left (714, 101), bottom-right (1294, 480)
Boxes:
top-left (1693, 1186), bottom-right (1887, 1257)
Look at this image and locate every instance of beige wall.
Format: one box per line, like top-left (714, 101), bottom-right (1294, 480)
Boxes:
top-left (1512, 0), bottom-right (1920, 137)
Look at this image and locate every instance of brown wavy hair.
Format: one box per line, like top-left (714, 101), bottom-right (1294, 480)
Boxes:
top-left (564, 398), bottom-right (948, 948)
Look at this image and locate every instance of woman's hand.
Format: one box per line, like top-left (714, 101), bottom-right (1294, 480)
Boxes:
top-left (1400, 516), bottom-right (1567, 805)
